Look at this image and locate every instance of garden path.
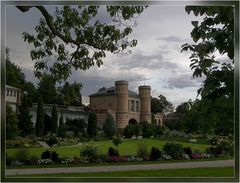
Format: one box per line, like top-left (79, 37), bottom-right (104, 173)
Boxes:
top-left (6, 159), bottom-right (234, 176)
top-left (36, 141), bottom-right (50, 148)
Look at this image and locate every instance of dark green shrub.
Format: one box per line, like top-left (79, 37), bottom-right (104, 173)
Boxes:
top-left (112, 138), bottom-right (122, 147)
top-left (123, 124), bottom-right (135, 138)
top-left (150, 147), bottom-right (162, 160)
top-left (80, 144), bottom-right (98, 162)
top-left (51, 151), bottom-right (60, 163)
top-left (183, 147), bottom-right (192, 157)
top-left (140, 121), bottom-right (155, 138)
top-left (15, 149), bottom-right (30, 162)
top-left (103, 114), bottom-right (116, 139)
top-left (41, 150), bottom-right (60, 162)
top-left (47, 135), bottom-right (58, 146)
top-left (87, 112), bottom-right (97, 137)
top-left (57, 125), bottom-right (66, 138)
top-left (137, 143), bottom-right (148, 158)
top-left (163, 142), bottom-right (184, 159)
top-left (108, 147), bottom-right (119, 157)
top-left (6, 154), bottom-right (16, 166)
top-left (41, 150), bottom-right (51, 159)
top-left (217, 140), bottom-right (234, 156)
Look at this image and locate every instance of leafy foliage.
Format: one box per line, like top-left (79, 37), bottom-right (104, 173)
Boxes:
top-left (151, 94), bottom-right (174, 114)
top-left (123, 123), bottom-right (135, 138)
top-left (18, 94), bottom-right (33, 136)
top-left (108, 147), bottom-right (119, 157)
top-left (137, 143), bottom-right (148, 158)
top-left (6, 48), bottom-right (25, 88)
top-left (57, 110), bottom-right (66, 138)
top-left (80, 144), bottom-right (98, 162)
top-left (65, 118), bottom-right (87, 136)
top-left (140, 121), bottom-right (155, 138)
top-left (18, 5), bottom-right (147, 81)
top-left (112, 137), bottom-right (122, 147)
top-left (163, 142), bottom-right (184, 159)
top-left (103, 113), bottom-right (116, 139)
top-left (15, 149), bottom-right (30, 162)
top-left (37, 74), bottom-right (58, 104)
top-left (181, 6), bottom-right (234, 136)
top-left (59, 82), bottom-right (82, 106)
top-left (6, 104), bottom-right (18, 140)
top-left (43, 113), bottom-right (51, 134)
top-left (50, 105), bottom-right (58, 134)
top-left (150, 147), bottom-right (162, 160)
top-left (182, 6), bottom-right (234, 100)
top-left (87, 112), bottom-right (97, 137)
top-left (35, 96), bottom-right (44, 137)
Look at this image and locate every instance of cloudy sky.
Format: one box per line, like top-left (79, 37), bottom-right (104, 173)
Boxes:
top-left (5, 5), bottom-right (205, 107)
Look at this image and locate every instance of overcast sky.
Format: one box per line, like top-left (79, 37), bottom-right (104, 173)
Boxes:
top-left (5, 5), bottom-right (206, 107)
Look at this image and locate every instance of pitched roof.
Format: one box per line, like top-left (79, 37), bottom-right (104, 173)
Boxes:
top-left (89, 86), bottom-right (139, 98)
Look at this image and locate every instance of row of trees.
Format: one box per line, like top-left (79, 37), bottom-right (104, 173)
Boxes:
top-left (6, 49), bottom-right (83, 106)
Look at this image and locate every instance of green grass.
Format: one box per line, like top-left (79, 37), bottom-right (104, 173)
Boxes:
top-left (6, 138), bottom-right (211, 158)
top-left (9, 167), bottom-right (234, 177)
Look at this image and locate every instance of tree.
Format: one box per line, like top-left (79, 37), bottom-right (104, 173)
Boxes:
top-left (43, 113), bottom-right (51, 134)
top-left (6, 105), bottom-right (18, 140)
top-left (123, 124), bottom-right (135, 138)
top-left (103, 113), bottom-right (116, 139)
top-left (87, 112), bottom-right (97, 137)
top-left (22, 81), bottom-right (39, 104)
top-left (37, 74), bottom-right (58, 104)
top-left (50, 105), bottom-right (58, 134)
top-left (181, 6), bottom-right (234, 135)
top-left (182, 6), bottom-right (234, 101)
top-left (18, 94), bottom-right (33, 136)
top-left (35, 96), bottom-right (44, 137)
top-left (59, 81), bottom-right (83, 106)
top-left (151, 94), bottom-right (174, 114)
top-left (6, 48), bottom-right (25, 88)
top-left (65, 118), bottom-right (87, 136)
top-left (57, 110), bottom-right (66, 138)
top-left (6, 48), bottom-right (39, 104)
top-left (17, 6), bottom-right (146, 81)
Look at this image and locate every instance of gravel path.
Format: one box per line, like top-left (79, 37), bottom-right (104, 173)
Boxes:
top-left (6, 159), bottom-right (234, 176)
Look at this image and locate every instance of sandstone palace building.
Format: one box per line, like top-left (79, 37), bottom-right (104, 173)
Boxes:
top-left (89, 80), bottom-right (151, 129)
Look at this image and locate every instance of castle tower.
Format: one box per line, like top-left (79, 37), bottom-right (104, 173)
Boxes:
top-left (139, 85), bottom-right (151, 123)
top-left (115, 80), bottom-right (129, 129)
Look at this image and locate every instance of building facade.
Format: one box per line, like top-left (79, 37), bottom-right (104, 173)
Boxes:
top-left (89, 80), bottom-right (152, 129)
top-left (29, 104), bottom-right (89, 126)
top-left (5, 85), bottom-right (26, 112)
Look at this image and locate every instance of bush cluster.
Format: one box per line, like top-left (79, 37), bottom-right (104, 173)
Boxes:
top-left (150, 147), bottom-right (162, 160)
top-left (108, 147), bottom-right (119, 157)
top-left (80, 144), bottom-right (98, 162)
top-left (41, 150), bottom-right (60, 163)
top-left (163, 142), bottom-right (184, 159)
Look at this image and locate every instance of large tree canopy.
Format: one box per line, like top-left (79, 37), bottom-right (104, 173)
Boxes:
top-left (181, 6), bottom-right (234, 101)
top-left (17, 5), bottom-right (146, 81)
top-left (181, 6), bottom-right (234, 135)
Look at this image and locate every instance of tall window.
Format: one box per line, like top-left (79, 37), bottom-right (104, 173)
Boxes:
top-left (136, 101), bottom-right (139, 112)
top-left (131, 100), bottom-right (135, 112)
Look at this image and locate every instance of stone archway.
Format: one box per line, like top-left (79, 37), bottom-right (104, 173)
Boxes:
top-left (129, 118), bottom-right (138, 124)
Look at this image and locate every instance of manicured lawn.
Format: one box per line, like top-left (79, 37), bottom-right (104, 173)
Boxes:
top-left (6, 138), bottom-right (211, 158)
top-left (10, 167), bottom-right (234, 177)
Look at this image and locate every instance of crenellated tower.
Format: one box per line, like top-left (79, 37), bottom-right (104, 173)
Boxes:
top-left (138, 85), bottom-right (151, 123)
top-left (115, 80), bottom-right (129, 129)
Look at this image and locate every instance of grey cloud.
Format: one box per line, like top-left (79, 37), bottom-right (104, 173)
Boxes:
top-left (67, 69), bottom-right (148, 97)
top-left (113, 50), bottom-right (180, 71)
top-left (156, 36), bottom-right (183, 42)
top-left (164, 73), bottom-right (204, 89)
